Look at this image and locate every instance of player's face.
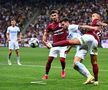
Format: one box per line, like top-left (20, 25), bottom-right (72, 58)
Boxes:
top-left (92, 14), bottom-right (100, 21)
top-left (61, 21), bottom-right (69, 29)
top-left (11, 20), bottom-right (16, 26)
top-left (50, 13), bottom-right (59, 22)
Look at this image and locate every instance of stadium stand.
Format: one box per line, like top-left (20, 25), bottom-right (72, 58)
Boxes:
top-left (0, 0), bottom-right (108, 47)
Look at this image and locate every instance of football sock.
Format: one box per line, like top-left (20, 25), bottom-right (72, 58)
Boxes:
top-left (60, 57), bottom-right (66, 70)
top-left (75, 61), bottom-right (90, 78)
top-left (45, 57), bottom-right (54, 75)
top-left (16, 56), bottom-right (20, 62)
top-left (52, 40), bottom-right (71, 47)
top-left (74, 65), bottom-right (86, 77)
top-left (8, 53), bottom-right (12, 60)
top-left (93, 64), bottom-right (98, 81)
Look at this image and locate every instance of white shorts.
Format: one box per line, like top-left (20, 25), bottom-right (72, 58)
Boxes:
top-left (75, 45), bottom-right (88, 60)
top-left (9, 41), bottom-right (19, 50)
top-left (77, 34), bottom-right (98, 55)
top-left (49, 46), bottom-right (67, 58)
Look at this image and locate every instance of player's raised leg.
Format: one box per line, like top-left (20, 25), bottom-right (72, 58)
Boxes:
top-left (47, 39), bottom-right (80, 48)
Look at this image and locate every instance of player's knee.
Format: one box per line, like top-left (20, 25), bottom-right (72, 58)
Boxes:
top-left (9, 50), bottom-right (12, 54)
top-left (91, 61), bottom-right (97, 65)
top-left (73, 61), bottom-right (80, 71)
top-left (60, 58), bottom-right (65, 62)
top-left (16, 52), bottom-right (19, 55)
top-left (91, 59), bottom-right (97, 65)
top-left (72, 62), bottom-right (78, 70)
top-left (74, 61), bottom-right (80, 67)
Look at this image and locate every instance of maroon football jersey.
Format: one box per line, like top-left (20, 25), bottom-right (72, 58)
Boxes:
top-left (86, 19), bottom-right (100, 42)
top-left (45, 22), bottom-right (68, 43)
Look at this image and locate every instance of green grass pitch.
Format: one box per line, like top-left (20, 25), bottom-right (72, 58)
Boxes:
top-left (0, 47), bottom-right (108, 90)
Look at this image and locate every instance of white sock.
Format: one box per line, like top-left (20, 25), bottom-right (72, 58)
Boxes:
top-left (16, 56), bottom-right (20, 63)
top-left (75, 61), bottom-right (90, 78)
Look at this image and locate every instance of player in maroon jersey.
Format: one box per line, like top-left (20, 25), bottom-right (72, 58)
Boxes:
top-left (42, 10), bottom-right (68, 80)
top-left (46, 13), bottom-right (107, 85)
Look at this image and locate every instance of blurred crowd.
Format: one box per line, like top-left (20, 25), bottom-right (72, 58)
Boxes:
top-left (0, 0), bottom-right (34, 45)
top-left (0, 0), bottom-right (108, 47)
top-left (26, 0), bottom-right (108, 47)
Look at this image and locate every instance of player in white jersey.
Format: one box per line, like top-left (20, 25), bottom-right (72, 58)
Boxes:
top-left (6, 19), bottom-right (22, 65)
top-left (46, 16), bottom-right (107, 85)
top-left (65, 23), bottom-right (93, 84)
top-left (67, 24), bottom-right (82, 51)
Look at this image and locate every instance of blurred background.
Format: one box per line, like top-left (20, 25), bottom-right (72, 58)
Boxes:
top-left (0, 0), bottom-right (108, 48)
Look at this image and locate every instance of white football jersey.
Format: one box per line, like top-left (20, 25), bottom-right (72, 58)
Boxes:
top-left (68, 24), bottom-right (82, 39)
top-left (7, 26), bottom-right (20, 41)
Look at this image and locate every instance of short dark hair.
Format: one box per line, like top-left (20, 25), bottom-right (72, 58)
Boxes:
top-left (11, 18), bottom-right (16, 21)
top-left (50, 10), bottom-right (58, 15)
top-left (60, 17), bottom-right (69, 23)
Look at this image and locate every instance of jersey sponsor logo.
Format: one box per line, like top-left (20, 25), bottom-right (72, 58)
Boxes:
top-left (54, 28), bottom-right (64, 35)
top-left (10, 31), bottom-right (17, 33)
top-left (67, 34), bottom-right (73, 39)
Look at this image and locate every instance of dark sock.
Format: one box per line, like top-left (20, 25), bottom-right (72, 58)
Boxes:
top-left (60, 57), bottom-right (66, 70)
top-left (46, 57), bottom-right (54, 75)
top-left (93, 64), bottom-right (99, 81)
top-left (52, 40), bottom-right (71, 47)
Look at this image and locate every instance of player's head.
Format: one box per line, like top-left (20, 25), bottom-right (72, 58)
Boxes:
top-left (60, 17), bottom-right (70, 29)
top-left (50, 10), bottom-right (59, 22)
top-left (33, 35), bottom-right (37, 38)
top-left (92, 13), bottom-right (101, 21)
top-left (11, 19), bottom-right (16, 26)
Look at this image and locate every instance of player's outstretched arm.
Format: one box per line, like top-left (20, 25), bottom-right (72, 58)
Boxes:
top-left (43, 31), bottom-right (50, 49)
top-left (18, 32), bottom-right (22, 42)
top-left (6, 33), bottom-right (10, 42)
top-left (98, 21), bottom-right (108, 27)
top-left (43, 31), bottom-right (47, 45)
top-left (79, 25), bottom-right (100, 31)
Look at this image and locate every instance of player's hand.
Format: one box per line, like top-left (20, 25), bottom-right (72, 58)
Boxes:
top-left (65, 49), bottom-right (70, 54)
top-left (17, 38), bottom-right (21, 43)
top-left (44, 42), bottom-right (52, 49)
top-left (7, 39), bottom-right (10, 42)
top-left (65, 46), bottom-right (72, 54)
top-left (43, 41), bottom-right (49, 49)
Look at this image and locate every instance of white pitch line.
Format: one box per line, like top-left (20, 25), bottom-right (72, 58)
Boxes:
top-left (0, 63), bottom-right (108, 72)
top-left (30, 80), bottom-right (46, 85)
